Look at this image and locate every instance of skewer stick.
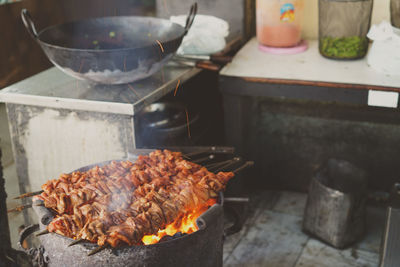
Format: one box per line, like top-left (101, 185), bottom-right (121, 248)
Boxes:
top-left (68, 239), bottom-right (85, 247)
top-left (173, 79), bottom-right (180, 96)
top-left (7, 201), bottom-right (46, 213)
top-left (14, 190), bottom-right (44, 199)
top-left (155, 40), bottom-right (164, 53)
top-left (224, 197), bottom-right (250, 203)
top-left (36, 229), bottom-right (50, 236)
top-left (232, 161), bottom-right (254, 174)
top-left (214, 157), bottom-right (242, 172)
top-left (183, 148), bottom-right (216, 158)
top-left (205, 159), bottom-right (232, 169)
top-left (5, 254), bottom-right (15, 263)
top-left (7, 203), bottom-right (32, 213)
top-left (192, 154), bottom-right (215, 164)
top-left (185, 108), bottom-right (191, 139)
top-left (88, 244), bottom-right (110, 256)
top-left (206, 157), bottom-right (241, 171)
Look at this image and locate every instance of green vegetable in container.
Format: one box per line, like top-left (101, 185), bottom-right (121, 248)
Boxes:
top-left (319, 36), bottom-right (368, 59)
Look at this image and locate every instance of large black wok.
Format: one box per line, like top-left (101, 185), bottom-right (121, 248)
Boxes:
top-left (21, 4), bottom-right (197, 84)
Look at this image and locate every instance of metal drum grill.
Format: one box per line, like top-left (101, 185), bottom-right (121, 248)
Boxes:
top-left (18, 147), bottom-right (252, 267)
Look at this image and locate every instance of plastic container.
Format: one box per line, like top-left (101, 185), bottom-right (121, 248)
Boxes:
top-left (391, 0), bottom-right (400, 28)
top-left (319, 0), bottom-right (373, 60)
top-left (256, 0), bottom-right (304, 47)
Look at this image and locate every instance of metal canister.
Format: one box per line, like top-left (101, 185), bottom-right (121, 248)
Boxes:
top-left (302, 159), bottom-right (367, 248)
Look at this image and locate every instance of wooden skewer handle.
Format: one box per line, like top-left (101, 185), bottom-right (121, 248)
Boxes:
top-left (88, 244), bottom-right (110, 256)
top-left (224, 197), bottom-right (250, 203)
top-left (214, 157), bottom-right (242, 172)
top-left (35, 229), bottom-right (49, 236)
top-left (192, 154), bottom-right (215, 164)
top-left (195, 61), bottom-right (221, 72)
top-left (14, 190), bottom-right (44, 199)
top-left (206, 157), bottom-right (241, 170)
top-left (210, 55), bottom-right (233, 64)
top-left (233, 161), bottom-right (254, 174)
top-left (69, 239), bottom-right (85, 247)
top-left (7, 203), bottom-right (32, 213)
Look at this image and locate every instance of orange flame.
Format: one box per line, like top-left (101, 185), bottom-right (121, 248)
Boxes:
top-left (142, 198), bottom-right (217, 245)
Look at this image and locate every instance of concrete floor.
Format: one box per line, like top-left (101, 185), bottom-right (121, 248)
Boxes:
top-left (224, 191), bottom-right (382, 267)
top-left (0, 103), bottom-right (25, 248)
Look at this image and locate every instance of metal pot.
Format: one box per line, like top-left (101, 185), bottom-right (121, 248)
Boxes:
top-left (21, 155), bottom-right (241, 267)
top-left (138, 102), bottom-right (187, 129)
top-left (137, 102), bottom-right (201, 146)
top-left (20, 4), bottom-right (197, 84)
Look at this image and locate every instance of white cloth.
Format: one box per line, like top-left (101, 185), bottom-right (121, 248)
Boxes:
top-left (367, 21), bottom-right (400, 76)
top-left (170, 14), bottom-right (229, 55)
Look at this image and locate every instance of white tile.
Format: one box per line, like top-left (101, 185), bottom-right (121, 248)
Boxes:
top-left (3, 163), bottom-right (26, 248)
top-left (7, 208), bottom-right (26, 249)
top-left (368, 90), bottom-right (398, 108)
top-left (0, 103), bottom-right (14, 167)
top-left (295, 239), bottom-right (379, 267)
top-left (0, 141), bottom-right (13, 168)
top-left (223, 191), bottom-right (280, 262)
top-left (272, 191), bottom-right (307, 217)
top-left (225, 210), bottom-right (308, 267)
top-left (357, 206), bottom-right (385, 254)
top-left (4, 163), bottom-right (19, 198)
top-left (0, 103), bottom-right (11, 143)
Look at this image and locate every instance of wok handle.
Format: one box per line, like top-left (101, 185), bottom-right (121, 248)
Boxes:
top-left (195, 60), bottom-right (221, 72)
top-left (210, 55), bottom-right (233, 64)
top-left (19, 224), bottom-right (50, 266)
top-left (223, 204), bottom-right (245, 237)
top-left (19, 224), bottom-right (40, 251)
top-left (21, 9), bottom-right (39, 39)
top-left (184, 2), bottom-right (197, 35)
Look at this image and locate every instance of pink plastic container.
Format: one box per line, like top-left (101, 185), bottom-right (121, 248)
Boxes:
top-left (256, 0), bottom-right (305, 47)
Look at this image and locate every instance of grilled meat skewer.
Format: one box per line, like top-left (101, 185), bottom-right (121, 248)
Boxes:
top-left (47, 169), bottom-right (233, 247)
top-left (14, 190), bottom-right (44, 200)
top-left (7, 202), bottom-right (45, 213)
top-left (7, 203), bottom-right (32, 213)
top-left (35, 150), bottom-right (236, 248)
